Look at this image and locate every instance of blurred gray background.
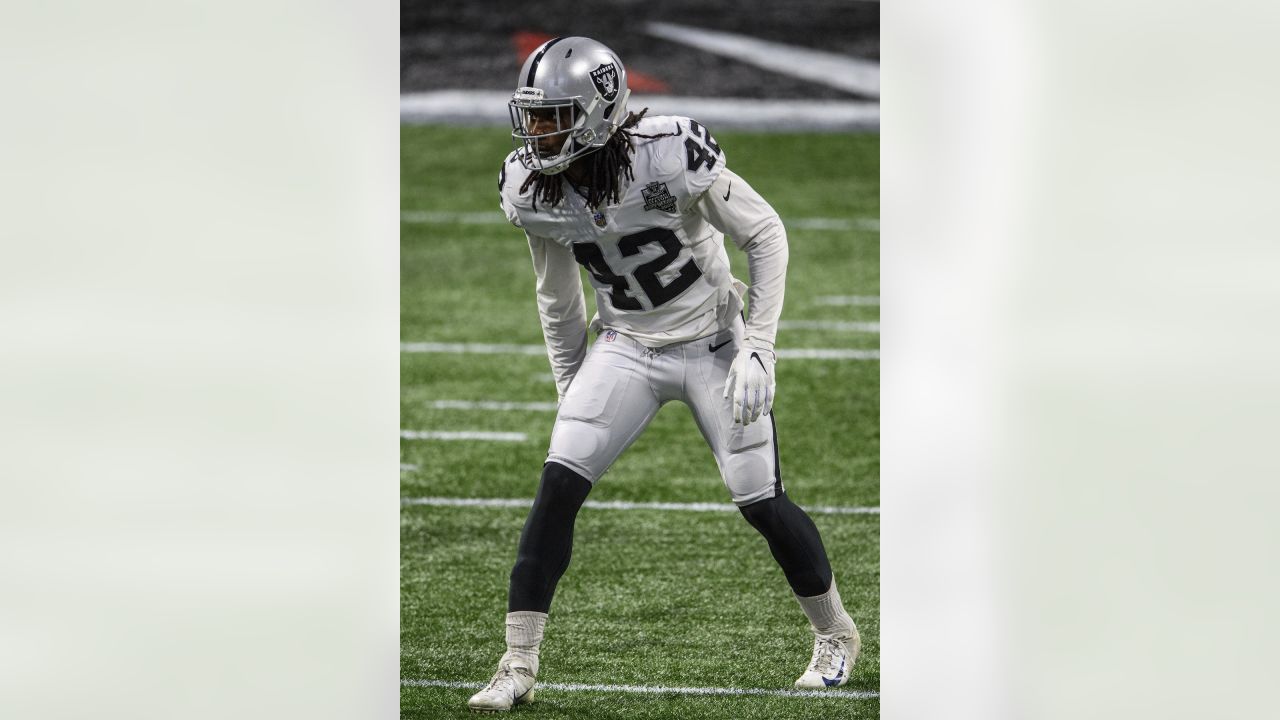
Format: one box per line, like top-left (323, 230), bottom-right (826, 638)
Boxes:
top-left (400, 0), bottom-right (880, 129)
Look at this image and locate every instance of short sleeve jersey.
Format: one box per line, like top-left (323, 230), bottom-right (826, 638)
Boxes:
top-left (499, 115), bottom-right (744, 347)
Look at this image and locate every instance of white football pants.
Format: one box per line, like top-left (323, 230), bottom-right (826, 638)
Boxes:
top-left (546, 317), bottom-right (781, 505)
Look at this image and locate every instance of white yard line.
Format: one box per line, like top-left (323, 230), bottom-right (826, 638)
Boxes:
top-left (399, 430), bottom-right (529, 442)
top-left (400, 463), bottom-right (419, 472)
top-left (645, 22), bottom-right (879, 98)
top-left (430, 399), bottom-right (558, 412)
top-left (401, 677), bottom-right (878, 699)
top-left (401, 496), bottom-right (879, 515)
top-left (402, 342), bottom-right (878, 361)
top-left (400, 91), bottom-right (878, 131)
top-left (815, 295), bottom-right (880, 306)
top-left (402, 210), bottom-right (878, 232)
top-left (781, 320), bottom-right (880, 333)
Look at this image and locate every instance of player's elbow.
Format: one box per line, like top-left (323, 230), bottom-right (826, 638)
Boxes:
top-left (748, 218), bottom-right (788, 259)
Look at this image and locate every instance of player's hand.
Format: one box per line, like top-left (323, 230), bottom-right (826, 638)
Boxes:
top-left (724, 343), bottom-right (776, 425)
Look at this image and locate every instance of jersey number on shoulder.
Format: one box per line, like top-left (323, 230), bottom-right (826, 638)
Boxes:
top-left (572, 228), bottom-right (703, 310)
top-left (684, 120), bottom-right (722, 173)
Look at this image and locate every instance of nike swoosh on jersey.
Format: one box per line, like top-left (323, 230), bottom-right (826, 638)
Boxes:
top-left (722, 181), bottom-right (732, 201)
top-left (709, 339), bottom-right (731, 353)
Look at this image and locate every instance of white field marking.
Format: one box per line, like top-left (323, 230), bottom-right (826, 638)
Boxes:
top-left (401, 678), bottom-right (878, 699)
top-left (401, 496), bottom-right (880, 516)
top-left (430, 399), bottom-right (557, 412)
top-left (401, 209), bottom-right (877, 232)
top-left (645, 22), bottom-right (879, 98)
top-left (781, 320), bottom-right (880, 333)
top-left (400, 91), bottom-right (878, 131)
top-left (402, 342), bottom-right (879, 361)
top-left (400, 463), bottom-right (419, 472)
top-left (399, 430), bottom-right (528, 442)
top-left (815, 295), bottom-right (881, 306)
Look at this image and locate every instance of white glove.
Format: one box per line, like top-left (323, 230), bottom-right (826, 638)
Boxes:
top-left (724, 343), bottom-right (776, 425)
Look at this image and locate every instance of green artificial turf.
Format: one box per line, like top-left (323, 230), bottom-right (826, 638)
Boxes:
top-left (401, 124), bottom-right (879, 718)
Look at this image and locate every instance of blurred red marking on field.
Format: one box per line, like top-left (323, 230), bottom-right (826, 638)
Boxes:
top-left (513, 31), bottom-right (552, 61)
top-left (513, 31), bottom-right (670, 93)
top-left (623, 72), bottom-right (670, 93)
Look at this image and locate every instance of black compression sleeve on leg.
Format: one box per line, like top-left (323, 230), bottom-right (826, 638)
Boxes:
top-left (739, 492), bottom-right (834, 597)
top-left (508, 462), bottom-right (593, 613)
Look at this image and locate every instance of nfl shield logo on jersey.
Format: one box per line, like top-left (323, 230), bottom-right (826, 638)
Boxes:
top-left (604, 330), bottom-right (617, 342)
top-left (589, 63), bottom-right (620, 101)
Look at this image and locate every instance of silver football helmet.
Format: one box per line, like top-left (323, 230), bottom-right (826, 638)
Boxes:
top-left (508, 37), bottom-right (631, 175)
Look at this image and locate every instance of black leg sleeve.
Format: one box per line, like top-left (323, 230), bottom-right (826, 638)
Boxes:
top-left (508, 462), bottom-right (593, 613)
top-left (739, 492), bottom-right (834, 597)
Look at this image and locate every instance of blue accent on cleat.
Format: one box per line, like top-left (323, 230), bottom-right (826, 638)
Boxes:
top-left (821, 658), bottom-right (846, 687)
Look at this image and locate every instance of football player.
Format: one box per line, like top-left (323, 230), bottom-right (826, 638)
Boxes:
top-left (467, 37), bottom-right (860, 712)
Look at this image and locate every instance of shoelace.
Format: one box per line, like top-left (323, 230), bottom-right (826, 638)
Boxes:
top-left (808, 637), bottom-right (843, 674)
top-left (484, 667), bottom-right (516, 694)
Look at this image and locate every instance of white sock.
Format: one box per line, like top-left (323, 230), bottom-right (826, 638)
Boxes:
top-left (794, 577), bottom-right (856, 637)
top-left (503, 611), bottom-right (547, 672)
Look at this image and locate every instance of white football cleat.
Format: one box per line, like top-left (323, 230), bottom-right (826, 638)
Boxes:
top-left (794, 626), bottom-right (861, 689)
top-left (467, 655), bottom-right (538, 712)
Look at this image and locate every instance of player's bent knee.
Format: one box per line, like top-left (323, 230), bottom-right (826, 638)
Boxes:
top-left (738, 492), bottom-right (782, 527)
top-left (723, 452), bottom-right (772, 482)
top-left (540, 461), bottom-right (592, 495)
top-left (738, 493), bottom-right (832, 596)
top-left (521, 462), bottom-right (592, 537)
top-left (527, 462), bottom-right (593, 519)
top-left (722, 452), bottom-right (775, 504)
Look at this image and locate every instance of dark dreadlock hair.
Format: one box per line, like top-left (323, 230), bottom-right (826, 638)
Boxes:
top-left (520, 108), bottom-right (679, 212)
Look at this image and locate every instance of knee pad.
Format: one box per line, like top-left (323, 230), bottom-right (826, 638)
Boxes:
top-left (719, 413), bottom-right (782, 505)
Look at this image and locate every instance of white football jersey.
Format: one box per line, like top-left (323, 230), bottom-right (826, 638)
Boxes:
top-left (500, 115), bottom-right (745, 346)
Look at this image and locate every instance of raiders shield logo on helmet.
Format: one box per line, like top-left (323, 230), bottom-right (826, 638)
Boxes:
top-left (589, 63), bottom-right (620, 101)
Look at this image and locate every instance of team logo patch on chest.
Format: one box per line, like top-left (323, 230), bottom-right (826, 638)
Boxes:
top-left (642, 181), bottom-right (677, 213)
